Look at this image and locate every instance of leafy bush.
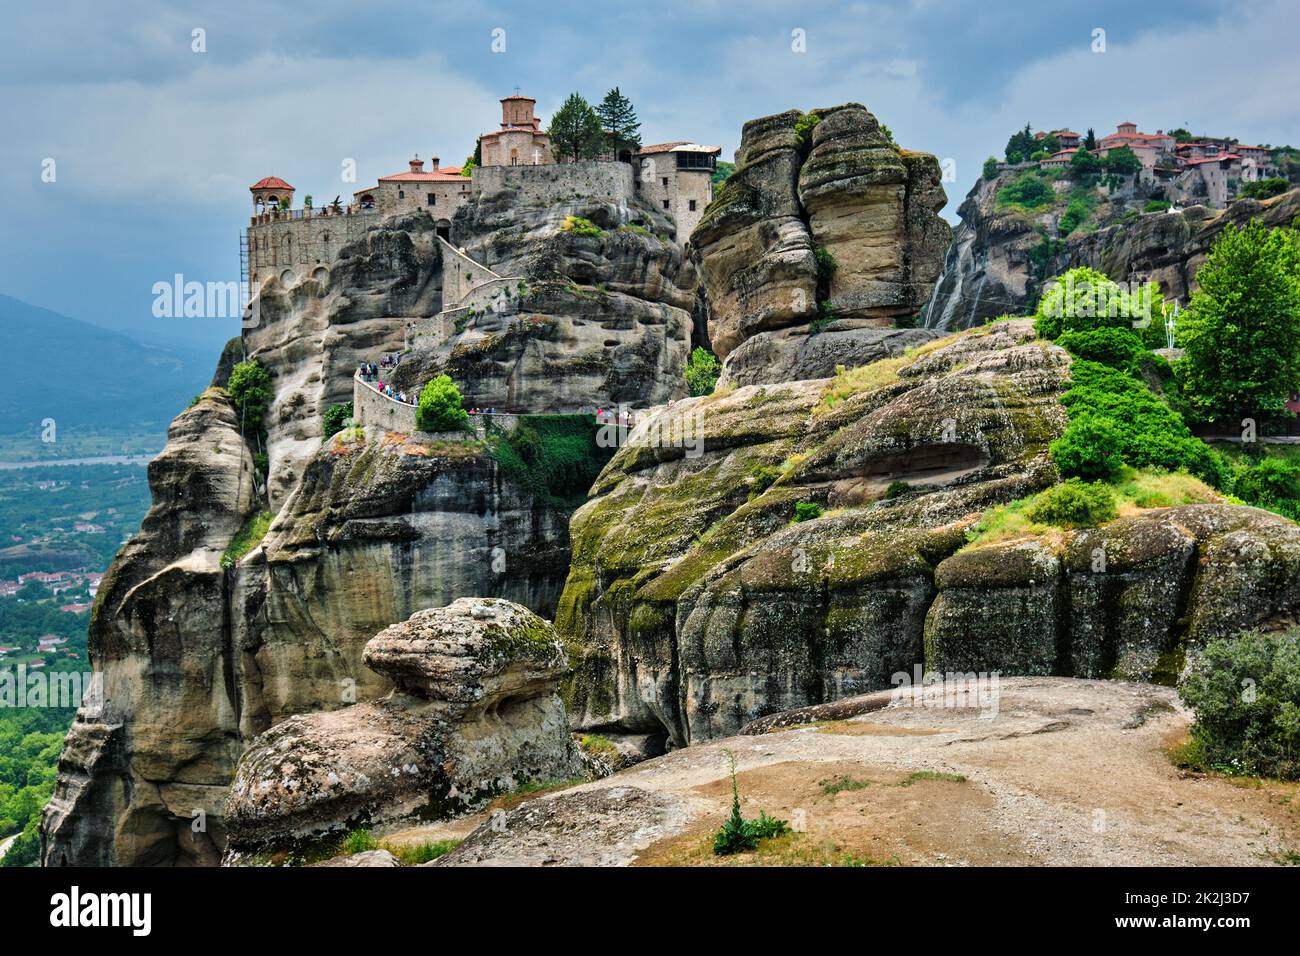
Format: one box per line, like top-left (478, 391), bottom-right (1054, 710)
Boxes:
top-left (322, 402), bottom-right (353, 439)
top-left (1049, 413), bottom-right (1126, 481)
top-left (1057, 197), bottom-right (1090, 236)
top-left (794, 112), bottom-right (821, 147)
top-left (416, 375), bottom-right (469, 433)
top-left (712, 750), bottom-right (790, 856)
top-left (388, 839), bottom-right (460, 865)
top-left (748, 464), bottom-right (782, 500)
top-left (1052, 360), bottom-right (1230, 486)
top-left (982, 157), bottom-right (1000, 180)
top-left (1034, 266), bottom-right (1165, 349)
top-left (1056, 326), bottom-right (1146, 369)
top-left (814, 246), bottom-right (838, 282)
top-left (884, 480), bottom-right (912, 499)
top-left (793, 501), bottom-right (823, 523)
top-left (996, 171), bottom-right (1055, 212)
top-left (491, 414), bottom-right (613, 505)
top-left (684, 347), bottom-right (720, 397)
top-left (1143, 198), bottom-right (1171, 213)
top-left (342, 829), bottom-right (379, 854)
top-left (562, 215), bottom-right (603, 238)
top-left (1026, 478), bottom-right (1117, 527)
top-left (1239, 177), bottom-right (1291, 201)
top-left (1178, 630), bottom-right (1300, 780)
top-left (1178, 220), bottom-right (1300, 422)
top-left (1233, 456), bottom-right (1300, 519)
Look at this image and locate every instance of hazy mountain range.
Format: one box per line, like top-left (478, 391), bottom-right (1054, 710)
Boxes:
top-left (0, 293), bottom-right (216, 439)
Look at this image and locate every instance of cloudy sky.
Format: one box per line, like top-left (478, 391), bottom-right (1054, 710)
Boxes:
top-left (3, 0), bottom-right (1298, 350)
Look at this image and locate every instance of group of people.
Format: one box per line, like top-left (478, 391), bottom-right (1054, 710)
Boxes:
top-left (357, 362), bottom-right (415, 405)
top-left (467, 407), bottom-right (499, 415)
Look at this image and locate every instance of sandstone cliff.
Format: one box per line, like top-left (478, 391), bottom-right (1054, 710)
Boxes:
top-left (691, 104), bottom-right (949, 386)
top-left (389, 164), bottom-right (693, 412)
top-left (556, 320), bottom-right (1300, 745)
top-left (922, 178), bottom-right (1300, 330)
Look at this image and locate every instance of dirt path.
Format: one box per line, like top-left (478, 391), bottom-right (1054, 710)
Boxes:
top-left (427, 677), bottom-right (1300, 867)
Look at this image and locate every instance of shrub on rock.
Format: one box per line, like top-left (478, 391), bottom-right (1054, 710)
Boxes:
top-left (1026, 478), bottom-right (1116, 528)
top-left (416, 374), bottom-right (469, 433)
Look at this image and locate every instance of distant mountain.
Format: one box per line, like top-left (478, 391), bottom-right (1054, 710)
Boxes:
top-left (0, 294), bottom-right (216, 435)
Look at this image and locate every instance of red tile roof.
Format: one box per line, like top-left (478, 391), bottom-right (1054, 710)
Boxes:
top-left (250, 176), bottom-right (294, 191)
top-left (378, 169), bottom-right (472, 183)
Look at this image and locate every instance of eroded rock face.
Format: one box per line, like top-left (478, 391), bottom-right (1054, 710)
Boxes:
top-left (692, 104), bottom-right (948, 381)
top-left (42, 390), bottom-right (257, 867)
top-left (922, 181), bottom-right (1300, 330)
top-left (558, 320), bottom-right (1069, 743)
top-left (557, 319), bottom-right (1300, 744)
top-left (389, 169), bottom-right (692, 413)
top-left (43, 410), bottom-right (578, 866)
top-left (246, 213), bottom-right (442, 508)
top-left (223, 598), bottom-right (582, 859)
top-left (924, 505), bottom-right (1300, 681)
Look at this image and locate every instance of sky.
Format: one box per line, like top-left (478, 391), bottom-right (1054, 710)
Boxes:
top-left (3, 0), bottom-right (1298, 352)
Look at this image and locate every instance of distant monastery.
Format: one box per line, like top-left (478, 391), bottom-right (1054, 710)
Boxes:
top-left (245, 93), bottom-right (720, 290)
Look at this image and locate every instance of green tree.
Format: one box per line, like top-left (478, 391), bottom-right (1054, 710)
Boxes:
top-left (322, 402), bottom-right (353, 439)
top-left (416, 374), bottom-right (470, 433)
top-left (1070, 148), bottom-right (1101, 178)
top-left (711, 160), bottom-right (735, 187)
top-left (226, 359), bottom-right (273, 447)
top-left (548, 93), bottom-right (606, 163)
top-left (684, 347), bottom-right (720, 396)
top-left (1004, 123), bottom-right (1036, 163)
top-left (1083, 128), bottom-right (1098, 151)
top-left (1179, 220), bottom-right (1300, 422)
top-left (1102, 145), bottom-right (1142, 175)
top-left (595, 87), bottom-right (641, 154)
top-left (982, 156), bottom-right (1000, 180)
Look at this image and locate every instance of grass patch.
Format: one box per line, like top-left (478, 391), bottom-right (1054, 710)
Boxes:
top-left (819, 354), bottom-right (915, 412)
top-left (386, 838), bottom-right (460, 865)
top-left (820, 775), bottom-right (870, 796)
top-left (901, 770), bottom-right (967, 786)
top-left (579, 734), bottom-right (618, 758)
top-left (220, 510), bottom-right (272, 568)
top-left (965, 468), bottom-right (1223, 548)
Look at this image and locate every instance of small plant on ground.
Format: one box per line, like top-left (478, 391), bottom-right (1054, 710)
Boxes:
top-left (820, 775), bottom-right (870, 796)
top-left (385, 838), bottom-right (460, 865)
top-left (221, 510), bottom-right (272, 568)
top-left (884, 480), bottom-right (912, 499)
top-left (901, 770), bottom-right (967, 785)
top-left (712, 750), bottom-right (790, 856)
top-left (342, 829), bottom-right (378, 854)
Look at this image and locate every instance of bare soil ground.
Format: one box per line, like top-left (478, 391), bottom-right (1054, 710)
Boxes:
top-left (364, 678), bottom-right (1300, 867)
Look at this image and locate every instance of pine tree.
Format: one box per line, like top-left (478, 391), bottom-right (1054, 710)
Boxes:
top-left (1084, 127), bottom-right (1098, 151)
top-left (548, 93), bottom-right (606, 162)
top-left (596, 87), bottom-right (641, 153)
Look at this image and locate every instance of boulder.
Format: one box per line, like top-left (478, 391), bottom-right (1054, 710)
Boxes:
top-left (222, 598), bottom-right (583, 860)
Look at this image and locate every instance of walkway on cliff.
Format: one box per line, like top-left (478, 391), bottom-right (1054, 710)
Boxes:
top-left (353, 239), bottom-right (641, 434)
